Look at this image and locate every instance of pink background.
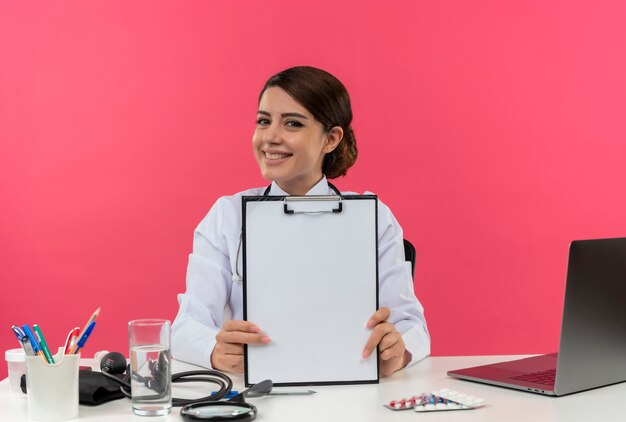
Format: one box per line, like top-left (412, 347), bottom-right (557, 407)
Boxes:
top-left (2, 1), bottom-right (626, 379)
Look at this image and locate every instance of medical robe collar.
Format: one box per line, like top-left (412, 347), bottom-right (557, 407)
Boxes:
top-left (266, 176), bottom-right (332, 196)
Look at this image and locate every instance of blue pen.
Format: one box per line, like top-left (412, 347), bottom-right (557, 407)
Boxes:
top-left (71, 321), bottom-right (96, 355)
top-left (22, 324), bottom-right (45, 360)
top-left (11, 325), bottom-right (25, 342)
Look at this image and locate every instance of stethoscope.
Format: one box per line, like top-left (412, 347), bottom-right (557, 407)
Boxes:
top-left (232, 182), bottom-right (343, 282)
top-left (99, 351), bottom-right (237, 406)
top-left (99, 351), bottom-right (274, 421)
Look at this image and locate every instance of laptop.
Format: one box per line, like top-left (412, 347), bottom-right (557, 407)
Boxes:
top-left (448, 237), bottom-right (626, 396)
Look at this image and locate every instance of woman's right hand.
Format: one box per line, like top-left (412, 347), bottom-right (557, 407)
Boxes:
top-left (210, 320), bottom-right (272, 373)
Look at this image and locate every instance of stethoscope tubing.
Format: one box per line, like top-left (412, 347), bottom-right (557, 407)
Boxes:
top-left (102, 368), bottom-right (234, 407)
top-left (233, 182), bottom-right (342, 281)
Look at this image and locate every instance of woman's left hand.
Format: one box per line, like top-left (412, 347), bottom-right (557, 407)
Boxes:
top-left (362, 307), bottom-right (411, 377)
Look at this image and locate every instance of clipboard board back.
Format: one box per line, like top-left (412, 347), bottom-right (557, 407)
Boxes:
top-left (242, 195), bottom-right (379, 386)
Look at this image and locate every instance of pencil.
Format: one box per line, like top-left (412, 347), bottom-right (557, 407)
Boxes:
top-left (78, 307), bottom-right (101, 338)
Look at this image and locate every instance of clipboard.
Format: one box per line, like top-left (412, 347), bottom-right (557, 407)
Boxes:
top-left (242, 194), bottom-right (379, 386)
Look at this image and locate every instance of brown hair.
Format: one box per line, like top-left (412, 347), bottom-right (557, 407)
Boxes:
top-left (259, 66), bottom-right (358, 179)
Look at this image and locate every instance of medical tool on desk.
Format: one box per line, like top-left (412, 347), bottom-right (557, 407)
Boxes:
top-left (97, 351), bottom-right (275, 409)
top-left (99, 351), bottom-right (226, 405)
top-left (180, 379), bottom-right (273, 422)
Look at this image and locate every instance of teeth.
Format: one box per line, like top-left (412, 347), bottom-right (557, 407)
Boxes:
top-left (265, 152), bottom-right (290, 160)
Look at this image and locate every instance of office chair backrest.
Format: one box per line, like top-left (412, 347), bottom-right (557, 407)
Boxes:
top-left (403, 239), bottom-right (416, 279)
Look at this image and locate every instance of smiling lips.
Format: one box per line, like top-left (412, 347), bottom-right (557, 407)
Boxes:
top-left (264, 151), bottom-right (292, 161)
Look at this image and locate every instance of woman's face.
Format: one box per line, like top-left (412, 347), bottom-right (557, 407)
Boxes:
top-left (253, 87), bottom-right (341, 195)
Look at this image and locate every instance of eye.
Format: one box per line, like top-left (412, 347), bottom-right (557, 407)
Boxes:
top-left (256, 117), bottom-right (270, 126)
top-left (285, 120), bottom-right (304, 128)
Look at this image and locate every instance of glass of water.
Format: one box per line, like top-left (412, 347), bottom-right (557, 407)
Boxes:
top-left (128, 319), bottom-right (172, 416)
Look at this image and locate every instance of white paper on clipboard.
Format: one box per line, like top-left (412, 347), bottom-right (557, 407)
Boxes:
top-left (242, 195), bottom-right (379, 386)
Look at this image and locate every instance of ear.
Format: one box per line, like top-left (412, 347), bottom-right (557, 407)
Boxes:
top-left (322, 126), bottom-right (344, 153)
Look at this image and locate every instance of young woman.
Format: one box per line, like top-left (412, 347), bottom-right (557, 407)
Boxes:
top-left (172, 66), bottom-right (430, 377)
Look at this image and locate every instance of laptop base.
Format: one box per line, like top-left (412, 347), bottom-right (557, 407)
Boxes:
top-left (448, 354), bottom-right (558, 396)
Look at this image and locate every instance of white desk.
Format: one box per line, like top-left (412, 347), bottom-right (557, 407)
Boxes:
top-left (2, 355), bottom-right (625, 421)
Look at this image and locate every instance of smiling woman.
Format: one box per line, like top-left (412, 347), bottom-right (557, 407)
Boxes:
top-left (253, 86), bottom-right (341, 195)
top-left (253, 66), bottom-right (358, 195)
top-left (171, 66), bottom-right (431, 378)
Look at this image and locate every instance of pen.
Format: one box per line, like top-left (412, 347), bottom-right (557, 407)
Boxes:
top-left (268, 389), bottom-right (317, 396)
top-left (63, 327), bottom-right (81, 355)
top-left (33, 324), bottom-right (55, 364)
top-left (243, 388), bottom-right (317, 398)
top-left (70, 321), bottom-right (96, 355)
top-left (209, 389), bottom-right (316, 398)
top-left (68, 307), bottom-right (100, 355)
top-left (21, 324), bottom-right (45, 361)
top-left (21, 336), bottom-right (35, 356)
top-left (11, 325), bottom-right (25, 342)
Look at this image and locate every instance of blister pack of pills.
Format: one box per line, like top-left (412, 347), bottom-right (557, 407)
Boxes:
top-left (384, 388), bottom-right (485, 412)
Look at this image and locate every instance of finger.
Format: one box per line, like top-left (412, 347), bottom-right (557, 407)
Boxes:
top-left (380, 357), bottom-right (402, 377)
top-left (217, 330), bottom-right (272, 345)
top-left (231, 361), bottom-right (244, 374)
top-left (361, 323), bottom-right (394, 359)
top-left (366, 307), bottom-right (391, 328)
top-left (222, 320), bottom-right (262, 333)
top-left (378, 331), bottom-right (402, 353)
top-left (217, 354), bottom-right (244, 373)
top-left (380, 341), bottom-right (404, 361)
top-left (214, 342), bottom-right (244, 355)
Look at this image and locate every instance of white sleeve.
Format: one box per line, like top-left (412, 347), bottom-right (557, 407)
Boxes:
top-left (377, 200), bottom-right (431, 366)
top-left (171, 198), bottom-right (232, 369)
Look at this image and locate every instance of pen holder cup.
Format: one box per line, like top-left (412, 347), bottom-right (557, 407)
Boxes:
top-left (25, 348), bottom-right (79, 422)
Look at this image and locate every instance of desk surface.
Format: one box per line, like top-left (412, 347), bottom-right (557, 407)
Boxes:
top-left (2, 355), bottom-right (626, 421)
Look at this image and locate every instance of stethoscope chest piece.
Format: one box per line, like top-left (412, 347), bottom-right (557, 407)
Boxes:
top-left (180, 379), bottom-right (272, 421)
top-left (180, 401), bottom-right (257, 421)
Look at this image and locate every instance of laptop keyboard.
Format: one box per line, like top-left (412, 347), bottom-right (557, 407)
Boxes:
top-left (510, 369), bottom-right (556, 385)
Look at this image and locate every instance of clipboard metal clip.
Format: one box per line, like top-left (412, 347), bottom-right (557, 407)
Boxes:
top-left (283, 195), bottom-right (343, 215)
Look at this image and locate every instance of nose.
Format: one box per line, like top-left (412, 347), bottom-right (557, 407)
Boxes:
top-left (261, 122), bottom-right (283, 145)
